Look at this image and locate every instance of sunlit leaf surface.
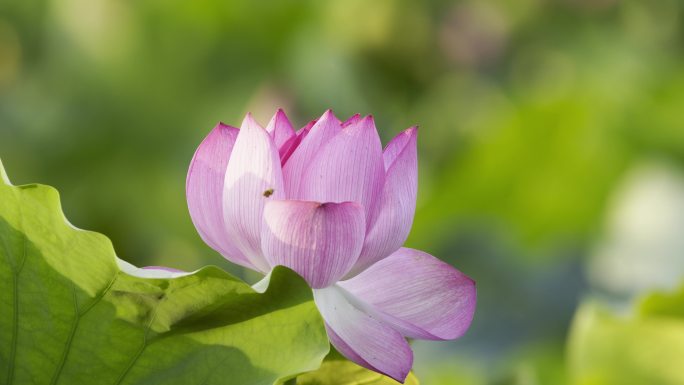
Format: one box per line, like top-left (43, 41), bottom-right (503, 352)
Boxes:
top-left (0, 160), bottom-right (329, 385)
top-left (568, 286), bottom-right (684, 385)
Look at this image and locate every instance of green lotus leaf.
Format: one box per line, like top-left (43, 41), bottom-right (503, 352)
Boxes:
top-left (0, 160), bottom-right (329, 385)
top-left (568, 285), bottom-right (684, 385)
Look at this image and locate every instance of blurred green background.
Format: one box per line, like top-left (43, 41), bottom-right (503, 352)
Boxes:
top-left (2, 0), bottom-right (684, 384)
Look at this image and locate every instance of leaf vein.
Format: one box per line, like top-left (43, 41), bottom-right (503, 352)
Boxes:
top-left (5, 188), bottom-right (27, 385)
top-left (48, 270), bottom-right (119, 384)
top-left (111, 287), bottom-right (166, 385)
top-left (48, 286), bottom-right (81, 385)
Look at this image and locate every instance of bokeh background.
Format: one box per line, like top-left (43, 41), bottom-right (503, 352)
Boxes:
top-left (2, 0), bottom-right (684, 384)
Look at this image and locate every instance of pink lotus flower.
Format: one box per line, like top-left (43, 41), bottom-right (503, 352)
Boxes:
top-left (186, 109), bottom-right (476, 382)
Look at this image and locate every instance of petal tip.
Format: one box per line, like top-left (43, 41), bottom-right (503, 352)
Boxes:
top-left (216, 121), bottom-right (232, 130)
top-left (342, 113), bottom-right (362, 128)
top-left (444, 271), bottom-right (477, 340)
top-left (320, 109), bottom-right (340, 123)
top-left (241, 112), bottom-right (262, 130)
top-left (357, 115), bottom-right (377, 132)
top-left (273, 108), bottom-right (289, 121)
top-left (267, 108), bottom-right (295, 135)
top-left (207, 122), bottom-right (237, 137)
top-left (379, 345), bottom-right (413, 382)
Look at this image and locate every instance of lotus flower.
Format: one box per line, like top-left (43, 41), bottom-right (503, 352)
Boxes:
top-left (186, 109), bottom-right (476, 382)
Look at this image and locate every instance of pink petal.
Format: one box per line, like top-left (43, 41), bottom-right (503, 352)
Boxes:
top-left (342, 113), bottom-right (361, 128)
top-left (261, 200), bottom-right (365, 288)
top-left (339, 247), bottom-right (476, 341)
top-left (299, 116), bottom-right (385, 223)
top-left (223, 113), bottom-right (285, 272)
top-left (282, 110), bottom-right (342, 198)
top-left (186, 123), bottom-right (255, 269)
top-left (350, 127), bottom-right (418, 274)
top-left (265, 108), bottom-right (296, 151)
top-left (279, 121), bottom-right (312, 165)
top-left (298, 119), bottom-right (318, 134)
top-left (382, 126), bottom-right (416, 170)
top-left (314, 285), bottom-right (413, 382)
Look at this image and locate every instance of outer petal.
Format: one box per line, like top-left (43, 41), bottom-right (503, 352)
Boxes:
top-left (339, 248), bottom-right (476, 341)
top-left (299, 116), bottom-right (385, 223)
top-left (261, 200), bottom-right (365, 288)
top-left (223, 113), bottom-right (285, 272)
top-left (313, 285), bottom-right (413, 382)
top-left (186, 123), bottom-right (255, 269)
top-left (282, 110), bottom-right (342, 198)
top-left (350, 127), bottom-right (418, 274)
top-left (265, 108), bottom-right (296, 151)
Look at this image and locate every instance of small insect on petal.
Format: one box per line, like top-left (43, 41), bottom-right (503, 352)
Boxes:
top-left (263, 188), bottom-right (275, 197)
